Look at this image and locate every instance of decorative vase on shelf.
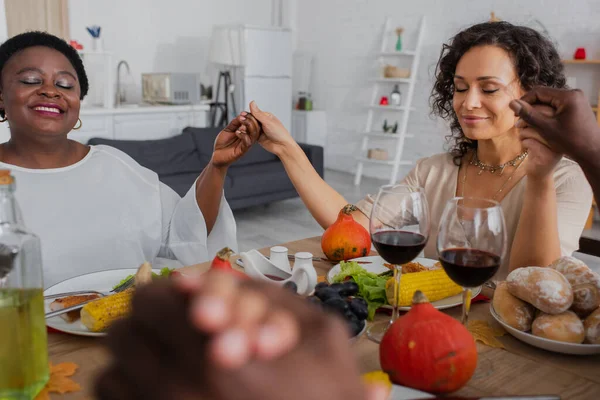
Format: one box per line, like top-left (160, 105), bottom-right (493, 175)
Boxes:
top-left (574, 48), bottom-right (586, 60)
top-left (86, 26), bottom-right (102, 52)
top-left (395, 27), bottom-right (404, 51)
top-left (91, 37), bottom-right (103, 52)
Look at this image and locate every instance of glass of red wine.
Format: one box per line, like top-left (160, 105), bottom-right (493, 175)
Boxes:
top-left (437, 197), bottom-right (507, 326)
top-left (367, 184), bottom-right (430, 343)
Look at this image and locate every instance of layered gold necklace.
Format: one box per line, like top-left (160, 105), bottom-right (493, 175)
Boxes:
top-left (461, 151), bottom-right (529, 201)
top-left (469, 150), bottom-right (529, 176)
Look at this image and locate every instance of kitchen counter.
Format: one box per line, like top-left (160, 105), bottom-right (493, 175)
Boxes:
top-left (73, 104), bottom-right (211, 143)
top-left (80, 103), bottom-right (211, 116)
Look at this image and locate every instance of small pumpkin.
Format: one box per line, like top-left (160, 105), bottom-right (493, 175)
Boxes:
top-left (380, 290), bottom-right (478, 394)
top-left (321, 204), bottom-right (371, 261)
top-left (210, 247), bottom-right (247, 279)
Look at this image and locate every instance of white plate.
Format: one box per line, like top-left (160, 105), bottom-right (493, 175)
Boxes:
top-left (490, 305), bottom-right (600, 355)
top-left (327, 256), bottom-right (481, 311)
top-left (389, 384), bottom-right (434, 399)
top-left (44, 268), bottom-right (161, 337)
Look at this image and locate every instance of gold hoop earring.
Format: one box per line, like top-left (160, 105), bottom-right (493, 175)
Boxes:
top-left (73, 118), bottom-right (82, 130)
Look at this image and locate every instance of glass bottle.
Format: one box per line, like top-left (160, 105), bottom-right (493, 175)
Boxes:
top-left (0, 170), bottom-right (48, 399)
top-left (305, 93), bottom-right (313, 111)
top-left (390, 84), bottom-right (402, 106)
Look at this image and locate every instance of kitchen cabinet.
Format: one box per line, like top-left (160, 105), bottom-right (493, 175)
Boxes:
top-left (72, 104), bottom-right (210, 144)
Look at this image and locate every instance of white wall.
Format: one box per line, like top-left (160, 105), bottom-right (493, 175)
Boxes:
top-left (294, 0), bottom-right (600, 179)
top-left (68, 0), bottom-right (273, 103)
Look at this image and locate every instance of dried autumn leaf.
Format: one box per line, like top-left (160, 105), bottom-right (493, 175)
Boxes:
top-left (35, 388), bottom-right (50, 400)
top-left (468, 319), bottom-right (506, 349)
top-left (35, 362), bottom-right (81, 399)
top-left (52, 362), bottom-right (78, 376)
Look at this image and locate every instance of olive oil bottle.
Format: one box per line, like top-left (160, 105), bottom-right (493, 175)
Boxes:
top-left (0, 170), bottom-right (48, 399)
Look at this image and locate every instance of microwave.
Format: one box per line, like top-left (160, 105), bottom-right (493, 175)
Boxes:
top-left (142, 73), bottom-right (200, 104)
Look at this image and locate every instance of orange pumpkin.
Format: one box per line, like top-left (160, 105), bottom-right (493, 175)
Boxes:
top-left (380, 291), bottom-right (478, 394)
top-left (321, 204), bottom-right (371, 261)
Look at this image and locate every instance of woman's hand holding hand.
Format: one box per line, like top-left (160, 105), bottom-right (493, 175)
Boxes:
top-left (210, 113), bottom-right (261, 168)
top-left (248, 101), bottom-right (297, 156)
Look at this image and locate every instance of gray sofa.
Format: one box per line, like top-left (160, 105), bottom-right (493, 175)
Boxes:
top-left (87, 127), bottom-right (324, 210)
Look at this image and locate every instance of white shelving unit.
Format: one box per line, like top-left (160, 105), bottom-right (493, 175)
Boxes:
top-left (354, 16), bottom-right (426, 186)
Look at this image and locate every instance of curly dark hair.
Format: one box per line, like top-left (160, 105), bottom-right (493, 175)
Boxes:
top-left (430, 21), bottom-right (566, 165)
top-left (0, 31), bottom-right (89, 118)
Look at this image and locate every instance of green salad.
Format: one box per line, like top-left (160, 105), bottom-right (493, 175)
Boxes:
top-left (112, 267), bottom-right (174, 290)
top-left (332, 261), bottom-right (391, 320)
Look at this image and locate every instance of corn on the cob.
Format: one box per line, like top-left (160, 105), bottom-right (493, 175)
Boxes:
top-left (385, 269), bottom-right (462, 307)
top-left (80, 289), bottom-right (133, 332)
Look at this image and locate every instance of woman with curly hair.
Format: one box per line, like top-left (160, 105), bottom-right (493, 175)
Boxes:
top-left (0, 31), bottom-right (261, 287)
top-left (247, 21), bottom-right (592, 278)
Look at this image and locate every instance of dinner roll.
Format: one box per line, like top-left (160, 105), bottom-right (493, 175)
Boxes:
top-left (549, 256), bottom-right (600, 318)
top-left (507, 267), bottom-right (573, 314)
top-left (492, 281), bottom-right (535, 331)
top-left (583, 307), bottom-right (600, 345)
top-left (532, 311), bottom-right (585, 344)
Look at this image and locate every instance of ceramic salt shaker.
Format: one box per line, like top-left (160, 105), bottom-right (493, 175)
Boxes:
top-left (269, 246), bottom-right (292, 273)
top-left (294, 252), bottom-right (318, 294)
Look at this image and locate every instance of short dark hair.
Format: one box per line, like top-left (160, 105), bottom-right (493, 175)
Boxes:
top-left (430, 21), bottom-right (566, 165)
top-left (0, 31), bottom-right (89, 117)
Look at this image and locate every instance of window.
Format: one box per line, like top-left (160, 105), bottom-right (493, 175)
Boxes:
top-left (4, 0), bottom-right (69, 39)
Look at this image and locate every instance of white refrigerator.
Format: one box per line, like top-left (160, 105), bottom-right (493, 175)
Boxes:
top-left (209, 25), bottom-right (293, 131)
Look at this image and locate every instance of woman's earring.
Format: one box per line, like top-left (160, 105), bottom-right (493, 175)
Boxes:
top-left (73, 118), bottom-right (82, 130)
top-left (0, 111), bottom-right (7, 123)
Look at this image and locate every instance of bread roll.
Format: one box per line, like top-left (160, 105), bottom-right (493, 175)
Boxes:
top-left (506, 267), bottom-right (573, 314)
top-left (583, 307), bottom-right (600, 344)
top-left (532, 311), bottom-right (585, 344)
top-left (492, 281), bottom-right (535, 331)
top-left (549, 256), bottom-right (600, 317)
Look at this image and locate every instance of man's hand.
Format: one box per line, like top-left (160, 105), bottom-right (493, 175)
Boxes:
top-left (510, 87), bottom-right (600, 165)
top-left (95, 272), bottom-right (388, 400)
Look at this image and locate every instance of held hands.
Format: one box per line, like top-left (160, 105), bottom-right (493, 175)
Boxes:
top-left (210, 113), bottom-right (261, 168)
top-left (516, 104), bottom-right (562, 181)
top-left (248, 101), bottom-right (296, 156)
top-left (95, 271), bottom-right (389, 400)
top-left (211, 100), bottom-right (297, 166)
top-left (510, 87), bottom-right (600, 166)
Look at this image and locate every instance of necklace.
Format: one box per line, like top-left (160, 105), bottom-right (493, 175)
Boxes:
top-left (470, 150), bottom-right (529, 176)
top-left (461, 151), bottom-right (528, 200)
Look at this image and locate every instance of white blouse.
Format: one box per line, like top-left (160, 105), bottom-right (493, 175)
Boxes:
top-left (1, 145), bottom-right (237, 288)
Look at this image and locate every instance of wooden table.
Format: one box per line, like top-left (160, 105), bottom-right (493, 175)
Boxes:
top-left (48, 237), bottom-right (600, 399)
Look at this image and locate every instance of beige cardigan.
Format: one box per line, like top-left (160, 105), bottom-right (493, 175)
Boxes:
top-left (356, 153), bottom-right (593, 280)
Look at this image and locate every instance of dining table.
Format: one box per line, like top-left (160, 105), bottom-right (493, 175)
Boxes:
top-left (47, 236), bottom-right (600, 399)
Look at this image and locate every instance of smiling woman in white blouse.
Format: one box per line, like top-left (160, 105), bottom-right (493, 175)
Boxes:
top-left (0, 31), bottom-right (259, 287)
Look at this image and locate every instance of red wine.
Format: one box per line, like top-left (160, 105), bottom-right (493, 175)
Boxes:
top-left (372, 231), bottom-right (427, 265)
top-left (439, 248), bottom-right (500, 288)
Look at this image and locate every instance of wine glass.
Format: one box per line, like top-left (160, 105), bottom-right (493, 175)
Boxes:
top-left (436, 197), bottom-right (507, 326)
top-left (367, 184), bottom-right (430, 343)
